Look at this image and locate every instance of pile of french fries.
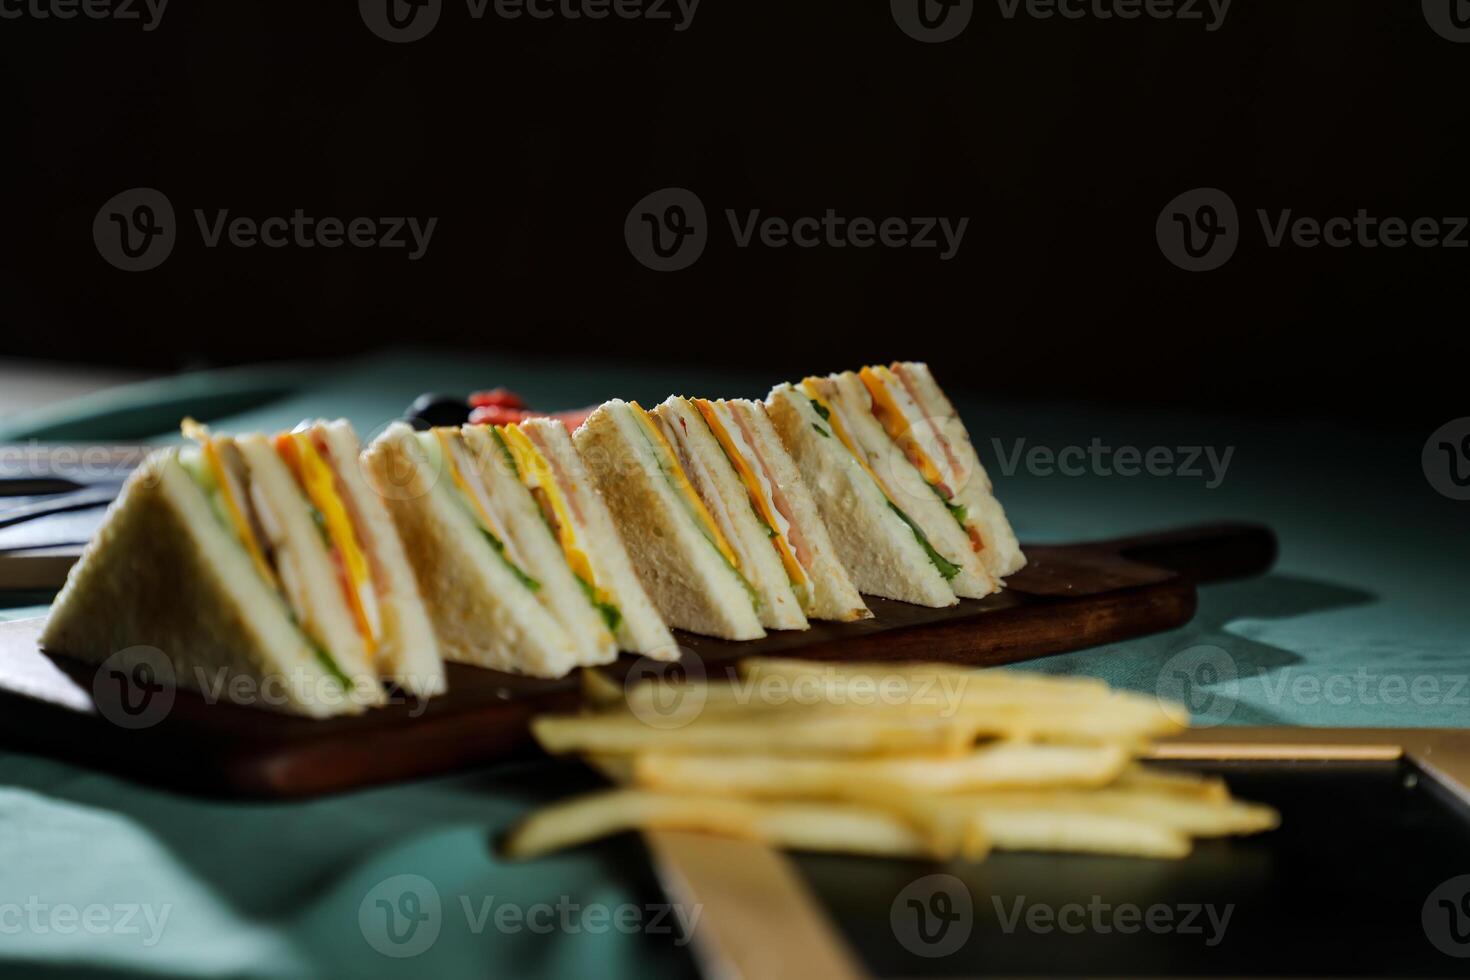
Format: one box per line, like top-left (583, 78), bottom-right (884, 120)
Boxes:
top-left (502, 658), bottom-right (1279, 861)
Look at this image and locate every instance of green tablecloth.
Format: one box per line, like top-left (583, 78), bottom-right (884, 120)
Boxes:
top-left (2, 351), bottom-right (1466, 977)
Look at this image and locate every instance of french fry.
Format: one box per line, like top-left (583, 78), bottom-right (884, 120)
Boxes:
top-left (580, 668), bottom-right (625, 708)
top-left (970, 808), bottom-right (1192, 859)
top-left (632, 742), bottom-right (1133, 798)
top-left (597, 660), bottom-right (1184, 739)
top-left (936, 789), bottom-right (1280, 838)
top-left (620, 673), bottom-right (1132, 718)
top-left (583, 753), bottom-right (636, 785)
top-left (739, 658), bottom-right (1112, 699)
top-left (730, 661), bottom-right (1120, 714)
top-left (532, 710), bottom-right (982, 757)
top-left (840, 788), bottom-right (1193, 860)
top-left (500, 790), bottom-right (953, 861)
top-left (538, 691), bottom-right (1182, 756)
top-left (510, 658), bottom-right (1278, 864)
top-left (1114, 764), bottom-right (1231, 802)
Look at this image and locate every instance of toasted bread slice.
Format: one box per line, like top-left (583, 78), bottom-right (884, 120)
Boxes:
top-left (886, 361), bottom-right (1025, 577)
top-left (233, 434), bottom-right (385, 696)
top-left (703, 397), bottom-right (870, 622)
top-left (363, 423), bottom-right (582, 678)
top-left (40, 450), bottom-right (370, 717)
top-left (574, 400), bottom-right (765, 641)
top-left (653, 396), bottom-right (808, 631)
top-left (308, 420), bottom-right (445, 698)
top-left (767, 383), bottom-right (957, 608)
top-left (505, 419), bottom-right (677, 659)
top-left (459, 424), bottom-right (617, 666)
top-left (820, 372), bottom-right (997, 598)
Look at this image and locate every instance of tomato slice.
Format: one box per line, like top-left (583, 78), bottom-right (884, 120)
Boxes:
top-left (469, 388), bottom-right (527, 409)
top-left (469, 404), bottom-right (529, 426)
top-left (550, 407), bottom-right (593, 431)
top-left (468, 403), bottom-right (593, 431)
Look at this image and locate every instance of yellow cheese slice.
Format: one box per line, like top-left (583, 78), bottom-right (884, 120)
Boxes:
top-left (693, 399), bottom-right (807, 590)
top-left (629, 402), bottom-right (742, 571)
top-left (859, 365), bottom-right (947, 490)
top-left (285, 432), bottom-right (379, 652)
top-left (499, 424), bottom-right (600, 593)
top-left (199, 438), bottom-right (280, 592)
top-left (800, 379), bottom-right (892, 498)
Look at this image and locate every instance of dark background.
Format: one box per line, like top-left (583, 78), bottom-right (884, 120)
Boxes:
top-left (1, 0), bottom-right (1465, 424)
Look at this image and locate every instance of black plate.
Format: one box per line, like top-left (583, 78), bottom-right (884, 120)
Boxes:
top-left (795, 760), bottom-right (1470, 977)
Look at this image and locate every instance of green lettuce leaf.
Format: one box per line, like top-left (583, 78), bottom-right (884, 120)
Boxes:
top-left (575, 575), bottom-right (623, 633)
top-left (886, 502), bottom-right (961, 581)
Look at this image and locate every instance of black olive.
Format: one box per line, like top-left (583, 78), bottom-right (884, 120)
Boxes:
top-left (407, 393), bottom-right (469, 429)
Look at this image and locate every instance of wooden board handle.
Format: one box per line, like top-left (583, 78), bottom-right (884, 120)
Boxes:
top-left (1097, 521), bottom-right (1277, 584)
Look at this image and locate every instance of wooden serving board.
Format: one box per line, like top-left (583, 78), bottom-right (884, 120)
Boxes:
top-left (0, 522), bottom-right (1274, 799)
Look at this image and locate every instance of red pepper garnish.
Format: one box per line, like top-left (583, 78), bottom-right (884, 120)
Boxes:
top-left (469, 388), bottom-right (527, 410)
top-left (468, 404), bottom-right (593, 432)
top-left (468, 404), bottom-right (529, 426)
